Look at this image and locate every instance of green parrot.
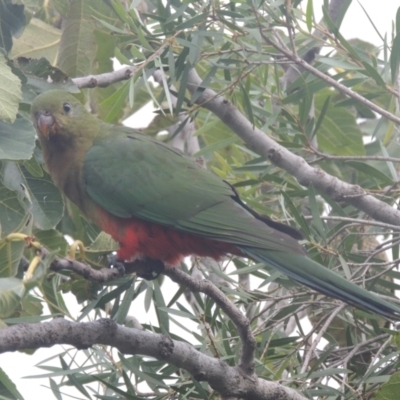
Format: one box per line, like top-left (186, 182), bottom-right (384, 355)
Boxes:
top-left (31, 89), bottom-right (400, 320)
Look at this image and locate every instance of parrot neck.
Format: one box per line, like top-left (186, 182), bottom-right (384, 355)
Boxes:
top-left (41, 120), bottom-right (101, 214)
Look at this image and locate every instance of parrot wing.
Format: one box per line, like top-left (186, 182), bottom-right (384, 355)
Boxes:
top-left (83, 126), bottom-right (303, 254)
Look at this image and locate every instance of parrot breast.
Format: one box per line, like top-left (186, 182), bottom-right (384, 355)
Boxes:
top-left (95, 207), bottom-right (241, 265)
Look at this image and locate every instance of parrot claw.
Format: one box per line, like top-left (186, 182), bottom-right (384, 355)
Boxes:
top-left (125, 257), bottom-right (165, 280)
top-left (107, 254), bottom-right (126, 276)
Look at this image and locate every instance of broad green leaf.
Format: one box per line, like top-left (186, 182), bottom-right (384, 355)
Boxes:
top-left (10, 18), bottom-right (61, 63)
top-left (315, 91), bottom-right (365, 156)
top-left (34, 229), bottom-right (68, 254)
top-left (19, 294), bottom-right (43, 318)
top-left (0, 277), bottom-right (25, 318)
top-left (39, 275), bottom-right (70, 317)
top-left (56, 0), bottom-right (97, 77)
top-left (2, 162), bottom-right (64, 230)
top-left (0, 117), bottom-right (35, 160)
top-left (0, 52), bottom-right (21, 123)
top-left (0, 181), bottom-right (26, 238)
top-left (52, 0), bottom-right (70, 16)
top-left (16, 57), bottom-right (79, 100)
top-left (59, 273), bottom-right (102, 304)
top-left (0, 209), bottom-right (31, 278)
top-left (57, 0), bottom-right (117, 78)
top-left (375, 372), bottom-right (400, 400)
top-left (0, 0), bottom-right (26, 53)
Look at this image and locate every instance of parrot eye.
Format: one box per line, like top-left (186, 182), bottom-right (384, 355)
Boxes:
top-left (63, 103), bottom-right (71, 114)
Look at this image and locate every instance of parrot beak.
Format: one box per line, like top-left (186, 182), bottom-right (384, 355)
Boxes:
top-left (36, 112), bottom-right (56, 139)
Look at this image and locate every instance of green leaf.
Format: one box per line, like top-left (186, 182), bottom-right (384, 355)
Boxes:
top-left (306, 0), bottom-right (314, 32)
top-left (10, 18), bottom-right (61, 64)
top-left (0, 210), bottom-right (31, 278)
top-left (0, 181), bottom-right (27, 238)
top-left (391, 32), bottom-right (400, 83)
top-left (115, 281), bottom-right (135, 324)
top-left (56, 0), bottom-right (97, 77)
top-left (0, 0), bottom-right (26, 53)
top-left (396, 6), bottom-right (400, 35)
top-left (0, 52), bottom-right (22, 123)
top-left (39, 275), bottom-right (70, 317)
top-left (2, 162), bottom-right (64, 230)
top-left (315, 91), bottom-right (365, 156)
top-left (375, 372), bottom-right (400, 400)
top-left (16, 57), bottom-right (79, 98)
top-left (0, 277), bottom-right (25, 318)
top-left (346, 161), bottom-right (393, 186)
top-left (52, 0), bottom-right (70, 16)
top-left (308, 185), bottom-right (327, 240)
top-left (0, 117), bottom-right (35, 160)
top-left (0, 366), bottom-right (24, 400)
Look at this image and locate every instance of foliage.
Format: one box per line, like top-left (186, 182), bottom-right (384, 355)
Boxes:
top-left (1, 0), bottom-right (400, 399)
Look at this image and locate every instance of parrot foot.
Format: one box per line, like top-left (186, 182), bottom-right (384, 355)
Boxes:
top-left (107, 254), bottom-right (165, 280)
top-left (124, 257), bottom-right (165, 280)
top-left (107, 254), bottom-right (126, 276)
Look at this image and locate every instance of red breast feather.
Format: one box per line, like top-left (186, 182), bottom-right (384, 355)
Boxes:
top-left (95, 207), bottom-right (241, 265)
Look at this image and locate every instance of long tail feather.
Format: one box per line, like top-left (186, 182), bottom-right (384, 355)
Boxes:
top-left (240, 247), bottom-right (400, 320)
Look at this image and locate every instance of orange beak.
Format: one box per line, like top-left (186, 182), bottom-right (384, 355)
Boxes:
top-left (36, 113), bottom-right (56, 139)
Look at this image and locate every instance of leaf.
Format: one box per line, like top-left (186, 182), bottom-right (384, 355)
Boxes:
top-left (59, 274), bottom-right (102, 304)
top-left (391, 32), bottom-right (400, 83)
top-left (346, 161), bottom-right (393, 186)
top-left (16, 57), bottom-right (78, 98)
top-left (0, 366), bottom-right (24, 400)
top-left (0, 0), bottom-right (26, 53)
top-left (10, 18), bottom-right (61, 64)
top-left (0, 181), bottom-right (27, 238)
top-left (375, 372), bottom-right (400, 400)
top-left (0, 277), bottom-right (25, 318)
top-left (57, 0), bottom-right (117, 78)
top-left (0, 117), bottom-right (35, 160)
top-left (306, 0), bottom-right (313, 32)
top-left (34, 229), bottom-right (68, 254)
top-left (52, 0), bottom-right (70, 16)
top-left (2, 162), bottom-right (64, 230)
top-left (315, 91), bottom-right (365, 156)
top-left (0, 210), bottom-right (31, 278)
top-left (39, 275), bottom-right (70, 317)
top-left (0, 52), bottom-right (22, 123)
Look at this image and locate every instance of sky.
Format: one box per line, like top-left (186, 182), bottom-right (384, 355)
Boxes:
top-left (2, 1), bottom-right (400, 399)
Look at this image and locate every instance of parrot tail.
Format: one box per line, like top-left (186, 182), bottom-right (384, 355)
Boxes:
top-left (240, 247), bottom-right (400, 320)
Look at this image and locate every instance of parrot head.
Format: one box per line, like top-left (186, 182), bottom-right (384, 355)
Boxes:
top-left (31, 90), bottom-right (93, 141)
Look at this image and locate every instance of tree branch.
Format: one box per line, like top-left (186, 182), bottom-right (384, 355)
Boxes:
top-left (72, 66), bottom-right (135, 88)
top-left (164, 267), bottom-right (256, 375)
top-left (46, 253), bottom-right (256, 376)
top-left (49, 254), bottom-right (122, 282)
top-left (0, 319), bottom-right (307, 400)
top-left (185, 68), bottom-right (400, 226)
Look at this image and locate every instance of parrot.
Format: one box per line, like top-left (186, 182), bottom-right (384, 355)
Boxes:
top-left (31, 89), bottom-right (400, 320)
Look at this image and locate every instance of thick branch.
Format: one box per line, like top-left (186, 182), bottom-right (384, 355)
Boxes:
top-left (185, 68), bottom-right (400, 226)
top-left (0, 319), bottom-right (307, 400)
top-left (47, 254), bottom-right (256, 374)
